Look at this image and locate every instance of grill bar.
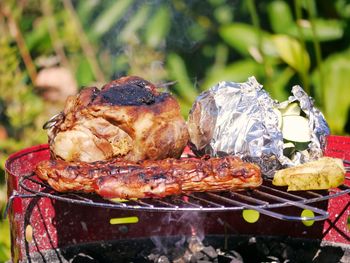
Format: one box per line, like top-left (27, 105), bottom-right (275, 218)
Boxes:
top-left (259, 184), bottom-right (308, 201)
top-left (230, 192), bottom-right (269, 205)
top-left (13, 171), bottom-right (350, 222)
top-left (185, 194), bottom-right (225, 208)
top-left (207, 192), bottom-right (329, 221)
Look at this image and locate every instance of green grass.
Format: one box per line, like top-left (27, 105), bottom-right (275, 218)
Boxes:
top-left (0, 219), bottom-right (11, 263)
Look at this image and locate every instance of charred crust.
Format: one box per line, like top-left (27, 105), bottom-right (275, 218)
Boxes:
top-left (93, 76), bottom-right (169, 106)
top-left (91, 87), bottom-right (99, 100)
top-left (99, 84), bottom-right (156, 106)
top-left (151, 173), bottom-right (167, 180)
top-left (138, 172), bottom-right (149, 183)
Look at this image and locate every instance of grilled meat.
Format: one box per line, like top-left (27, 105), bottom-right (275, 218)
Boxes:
top-left (47, 76), bottom-right (189, 162)
top-left (35, 157), bottom-right (262, 199)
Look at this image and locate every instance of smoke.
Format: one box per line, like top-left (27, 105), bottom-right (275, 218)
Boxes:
top-left (99, 0), bottom-right (207, 79)
top-left (149, 211), bottom-right (207, 255)
top-left (102, 0), bottom-right (203, 50)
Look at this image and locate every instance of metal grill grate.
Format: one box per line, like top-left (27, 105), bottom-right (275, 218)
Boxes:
top-left (9, 169), bottom-right (350, 222)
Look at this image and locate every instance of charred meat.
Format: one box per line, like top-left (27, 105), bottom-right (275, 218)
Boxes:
top-left (47, 76), bottom-right (189, 162)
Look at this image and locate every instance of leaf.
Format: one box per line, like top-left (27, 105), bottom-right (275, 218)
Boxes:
top-left (219, 23), bottom-right (277, 57)
top-left (177, 99), bottom-right (193, 119)
top-left (312, 51), bottom-right (350, 134)
top-left (202, 59), bottom-right (264, 91)
top-left (91, 0), bottom-right (133, 38)
top-left (120, 4), bottom-right (150, 43)
top-left (267, 67), bottom-right (295, 101)
top-left (145, 5), bottom-right (171, 48)
top-left (76, 57), bottom-right (95, 86)
top-left (214, 4), bottom-right (233, 24)
top-left (267, 0), bottom-right (295, 34)
top-left (289, 19), bottom-right (344, 42)
top-left (24, 18), bottom-right (51, 52)
top-left (311, 19), bottom-right (344, 41)
top-left (166, 53), bottom-right (198, 104)
top-left (76, 0), bottom-right (100, 25)
top-left (272, 35), bottom-right (310, 73)
top-left (267, 0), bottom-right (343, 42)
top-left (335, 0), bottom-right (350, 19)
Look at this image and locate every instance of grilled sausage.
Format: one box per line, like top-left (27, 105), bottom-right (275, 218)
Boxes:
top-left (35, 157), bottom-right (262, 199)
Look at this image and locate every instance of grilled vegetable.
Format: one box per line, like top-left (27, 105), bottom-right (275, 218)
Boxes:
top-left (279, 102), bottom-right (301, 117)
top-left (276, 102), bottom-right (312, 158)
top-left (272, 157), bottom-right (345, 191)
top-left (281, 115), bottom-right (311, 143)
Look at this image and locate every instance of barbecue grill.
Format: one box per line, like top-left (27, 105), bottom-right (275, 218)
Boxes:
top-left (5, 135), bottom-right (350, 262)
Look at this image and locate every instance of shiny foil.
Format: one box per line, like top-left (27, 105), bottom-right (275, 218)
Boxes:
top-left (188, 77), bottom-right (330, 177)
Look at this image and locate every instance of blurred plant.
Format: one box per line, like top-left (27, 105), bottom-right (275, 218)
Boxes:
top-left (0, 2), bottom-right (47, 261)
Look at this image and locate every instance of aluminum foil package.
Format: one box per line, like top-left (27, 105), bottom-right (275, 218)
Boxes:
top-left (187, 77), bottom-right (330, 177)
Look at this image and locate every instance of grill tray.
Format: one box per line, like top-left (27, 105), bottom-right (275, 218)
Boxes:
top-left (12, 169), bottom-right (350, 222)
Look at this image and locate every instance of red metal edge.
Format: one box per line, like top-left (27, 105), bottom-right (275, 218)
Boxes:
top-left (5, 144), bottom-right (49, 167)
top-left (5, 144), bottom-right (51, 263)
top-left (323, 135), bottom-right (350, 245)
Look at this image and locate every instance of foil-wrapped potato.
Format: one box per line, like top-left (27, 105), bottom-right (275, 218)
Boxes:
top-left (187, 77), bottom-right (330, 177)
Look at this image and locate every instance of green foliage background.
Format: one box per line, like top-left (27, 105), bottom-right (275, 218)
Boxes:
top-left (1, 0), bottom-right (350, 261)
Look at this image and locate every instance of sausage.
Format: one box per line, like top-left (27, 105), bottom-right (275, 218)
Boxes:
top-left (35, 157), bottom-right (262, 199)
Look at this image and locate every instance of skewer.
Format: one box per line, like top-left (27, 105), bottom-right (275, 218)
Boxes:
top-left (42, 112), bottom-right (63, 129)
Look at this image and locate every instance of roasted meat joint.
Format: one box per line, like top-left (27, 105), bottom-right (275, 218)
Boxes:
top-left (36, 76), bottom-right (263, 198)
top-left (46, 76), bottom-right (189, 162)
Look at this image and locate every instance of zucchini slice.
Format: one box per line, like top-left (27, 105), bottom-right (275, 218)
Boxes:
top-left (280, 102), bottom-right (301, 116)
top-left (281, 115), bottom-right (311, 143)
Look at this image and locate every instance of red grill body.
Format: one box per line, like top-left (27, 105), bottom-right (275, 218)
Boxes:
top-left (5, 135), bottom-right (350, 262)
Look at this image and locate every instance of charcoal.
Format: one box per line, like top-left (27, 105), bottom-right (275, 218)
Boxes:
top-left (190, 255), bottom-right (199, 263)
top-left (157, 255), bottom-right (170, 263)
top-left (256, 242), bottom-right (270, 256)
top-left (248, 237), bottom-right (257, 244)
top-left (280, 244), bottom-right (293, 260)
top-left (202, 246), bottom-right (218, 259)
top-left (217, 250), bottom-right (244, 263)
top-left (20, 235), bottom-right (350, 263)
top-left (182, 249), bottom-right (196, 262)
top-left (172, 256), bottom-right (186, 263)
top-left (228, 250), bottom-right (243, 262)
top-left (188, 236), bottom-right (205, 253)
top-left (148, 253), bottom-right (160, 262)
top-left (237, 242), bottom-right (266, 262)
top-left (269, 241), bottom-right (286, 258)
top-left (217, 255), bottom-right (236, 263)
top-left (265, 255), bottom-right (280, 262)
top-left (202, 255), bottom-right (211, 261)
top-left (70, 253), bottom-right (98, 263)
top-left (132, 258), bottom-right (150, 263)
top-left (193, 251), bottom-right (205, 260)
top-left (169, 247), bottom-right (187, 260)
